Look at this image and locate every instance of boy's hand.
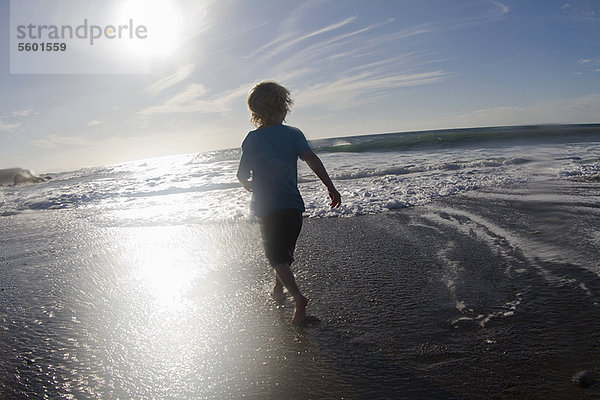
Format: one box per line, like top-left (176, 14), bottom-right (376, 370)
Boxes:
top-left (239, 178), bottom-right (253, 192)
top-left (301, 149), bottom-right (341, 208)
top-left (328, 187), bottom-right (341, 208)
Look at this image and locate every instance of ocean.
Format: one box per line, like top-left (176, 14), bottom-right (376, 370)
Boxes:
top-left (2, 125), bottom-right (600, 222)
top-left (1, 124), bottom-right (600, 399)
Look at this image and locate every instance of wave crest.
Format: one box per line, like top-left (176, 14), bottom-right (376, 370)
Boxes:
top-left (0, 168), bottom-right (50, 186)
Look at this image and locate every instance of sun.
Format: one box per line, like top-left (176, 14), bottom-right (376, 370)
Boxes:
top-left (116, 0), bottom-right (184, 58)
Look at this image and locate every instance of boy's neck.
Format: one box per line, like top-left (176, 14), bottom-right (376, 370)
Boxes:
top-left (258, 122), bottom-right (283, 130)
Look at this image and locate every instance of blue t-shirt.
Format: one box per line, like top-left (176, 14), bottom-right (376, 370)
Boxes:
top-left (237, 124), bottom-right (311, 217)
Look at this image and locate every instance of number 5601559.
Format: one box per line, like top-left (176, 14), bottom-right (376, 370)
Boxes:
top-left (18, 43), bottom-right (67, 51)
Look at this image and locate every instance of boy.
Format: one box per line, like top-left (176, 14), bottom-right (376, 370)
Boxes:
top-left (237, 81), bottom-right (341, 325)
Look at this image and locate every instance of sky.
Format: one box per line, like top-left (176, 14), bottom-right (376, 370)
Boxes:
top-left (0, 0), bottom-right (599, 172)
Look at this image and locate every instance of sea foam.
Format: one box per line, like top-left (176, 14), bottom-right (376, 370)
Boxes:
top-left (1, 125), bottom-right (599, 224)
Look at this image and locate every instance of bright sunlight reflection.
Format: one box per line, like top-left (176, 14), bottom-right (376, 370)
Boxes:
top-left (125, 225), bottom-right (214, 314)
top-left (116, 0), bottom-right (184, 58)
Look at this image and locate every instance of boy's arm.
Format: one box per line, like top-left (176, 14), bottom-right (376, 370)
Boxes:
top-left (301, 149), bottom-right (341, 208)
top-left (237, 152), bottom-right (253, 192)
top-left (238, 177), bottom-right (253, 192)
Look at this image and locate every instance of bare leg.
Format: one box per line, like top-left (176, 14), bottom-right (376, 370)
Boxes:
top-left (272, 272), bottom-right (285, 303)
top-left (273, 263), bottom-right (307, 324)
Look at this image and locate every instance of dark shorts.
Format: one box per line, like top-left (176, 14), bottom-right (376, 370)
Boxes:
top-left (259, 208), bottom-right (303, 267)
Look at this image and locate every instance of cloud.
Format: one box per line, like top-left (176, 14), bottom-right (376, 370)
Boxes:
top-left (452, 94), bottom-right (600, 126)
top-left (147, 64), bottom-right (196, 95)
top-left (249, 14), bottom-right (412, 65)
top-left (295, 70), bottom-right (448, 110)
top-left (239, 1), bottom-right (507, 108)
top-left (577, 57), bottom-right (600, 65)
top-left (558, 2), bottom-right (599, 20)
top-left (11, 108), bottom-right (35, 117)
top-left (490, 0), bottom-right (509, 15)
top-left (30, 134), bottom-right (97, 148)
top-left (138, 83), bottom-right (248, 115)
top-left (1, 108), bottom-right (34, 133)
top-left (86, 119), bottom-right (104, 127)
top-left (575, 57), bottom-right (600, 74)
top-left (0, 119), bottom-right (21, 132)
top-left (252, 16), bottom-right (358, 59)
top-left (270, 19), bottom-right (411, 72)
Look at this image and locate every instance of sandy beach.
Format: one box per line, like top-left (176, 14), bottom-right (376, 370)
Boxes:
top-left (297, 178), bottom-right (600, 399)
top-left (1, 177), bottom-right (599, 399)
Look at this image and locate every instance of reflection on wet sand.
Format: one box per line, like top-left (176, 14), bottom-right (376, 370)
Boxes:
top-left (2, 179), bottom-right (600, 399)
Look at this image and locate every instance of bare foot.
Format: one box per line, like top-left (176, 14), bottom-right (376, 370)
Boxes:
top-left (271, 285), bottom-right (285, 304)
top-left (290, 295), bottom-right (308, 325)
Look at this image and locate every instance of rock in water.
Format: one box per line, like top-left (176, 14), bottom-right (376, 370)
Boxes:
top-left (572, 370), bottom-right (595, 388)
top-left (0, 168), bottom-right (49, 186)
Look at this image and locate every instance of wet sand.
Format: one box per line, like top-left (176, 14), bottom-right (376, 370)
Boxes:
top-left (1, 178), bottom-right (599, 399)
top-left (296, 178), bottom-right (600, 399)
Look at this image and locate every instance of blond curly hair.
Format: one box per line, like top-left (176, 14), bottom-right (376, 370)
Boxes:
top-left (247, 81), bottom-right (293, 128)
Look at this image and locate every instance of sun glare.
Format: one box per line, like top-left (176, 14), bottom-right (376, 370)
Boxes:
top-left (127, 226), bottom-right (200, 314)
top-left (116, 0), bottom-right (184, 58)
